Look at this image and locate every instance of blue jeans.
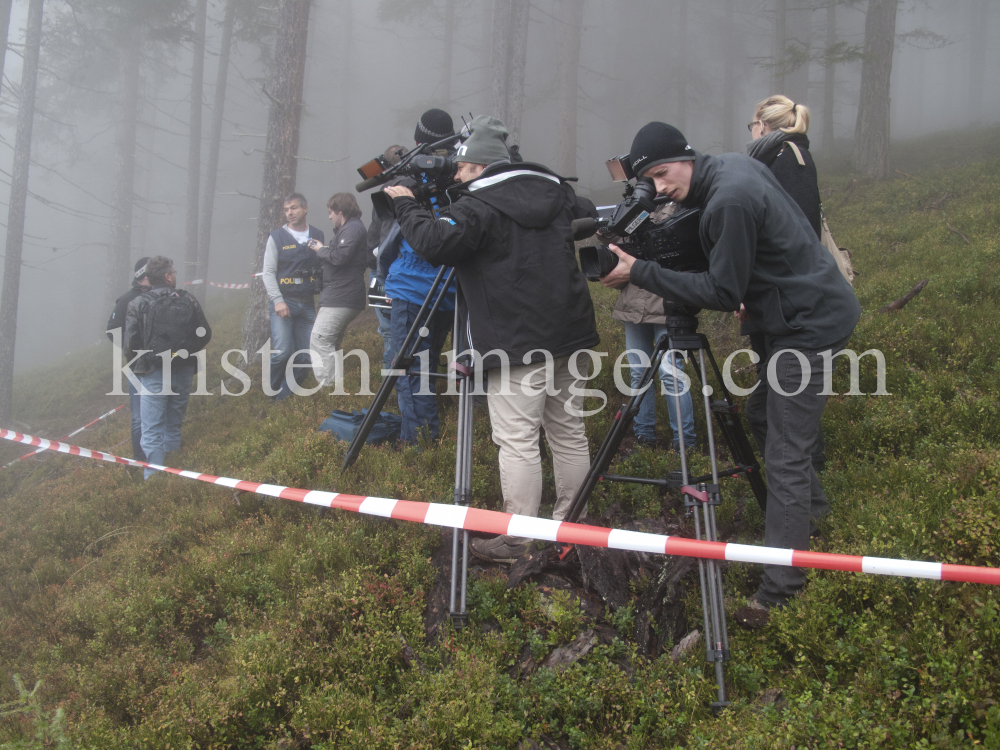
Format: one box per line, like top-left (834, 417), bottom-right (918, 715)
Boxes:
top-left (388, 301), bottom-right (450, 444)
top-left (269, 296), bottom-right (316, 400)
top-left (623, 322), bottom-right (696, 450)
top-left (375, 307), bottom-right (392, 371)
top-left (138, 361), bottom-right (195, 480)
top-left (128, 379), bottom-right (146, 462)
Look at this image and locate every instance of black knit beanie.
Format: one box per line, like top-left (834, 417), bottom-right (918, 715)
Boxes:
top-left (414, 108), bottom-right (455, 144)
top-left (133, 256), bottom-right (151, 285)
top-left (629, 122), bottom-right (694, 177)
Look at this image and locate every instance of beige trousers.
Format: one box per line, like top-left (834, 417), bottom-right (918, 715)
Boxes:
top-left (310, 306), bottom-right (362, 387)
top-left (487, 356), bottom-right (592, 544)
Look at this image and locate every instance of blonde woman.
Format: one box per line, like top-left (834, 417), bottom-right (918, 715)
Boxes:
top-left (743, 95), bottom-right (826, 471)
top-left (746, 95), bottom-right (821, 237)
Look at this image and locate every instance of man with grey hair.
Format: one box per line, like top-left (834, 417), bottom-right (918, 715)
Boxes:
top-left (125, 256), bottom-right (211, 479)
top-left (384, 115), bottom-right (599, 564)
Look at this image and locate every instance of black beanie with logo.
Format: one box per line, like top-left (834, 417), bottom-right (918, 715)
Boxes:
top-left (629, 122), bottom-right (695, 177)
top-left (414, 108), bottom-right (455, 145)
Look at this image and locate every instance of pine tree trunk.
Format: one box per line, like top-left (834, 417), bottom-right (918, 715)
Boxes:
top-left (554, 0), bottom-right (583, 176)
top-left (478, 2), bottom-right (493, 115)
top-left (0, 0), bottom-right (44, 423)
top-left (441, 0), bottom-right (455, 105)
top-left (104, 31), bottom-right (143, 318)
top-left (0, 0), bottom-right (13, 99)
top-left (490, 0), bottom-right (529, 146)
top-left (721, 0), bottom-right (735, 152)
top-left (852, 0), bottom-right (898, 179)
top-left (968, 0), bottom-right (987, 124)
top-left (197, 0), bottom-right (237, 297)
top-left (184, 0), bottom-right (208, 298)
top-left (772, 0), bottom-right (786, 92)
top-left (335, 0), bottom-right (351, 185)
top-left (822, 1), bottom-right (836, 153)
top-left (242, 0), bottom-right (311, 356)
top-left (675, 0), bottom-right (688, 133)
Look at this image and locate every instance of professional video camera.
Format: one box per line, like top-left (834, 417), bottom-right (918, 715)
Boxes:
top-left (356, 135), bottom-right (462, 220)
top-left (573, 154), bottom-right (707, 282)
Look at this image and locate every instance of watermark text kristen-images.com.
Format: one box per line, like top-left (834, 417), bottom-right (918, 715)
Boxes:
top-left (108, 329), bottom-right (890, 417)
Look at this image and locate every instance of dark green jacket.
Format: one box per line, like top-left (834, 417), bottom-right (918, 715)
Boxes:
top-left (630, 151), bottom-right (860, 350)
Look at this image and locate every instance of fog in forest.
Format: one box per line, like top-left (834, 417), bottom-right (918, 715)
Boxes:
top-left (0, 0), bottom-right (996, 380)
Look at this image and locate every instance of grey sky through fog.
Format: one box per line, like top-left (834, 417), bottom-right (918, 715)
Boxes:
top-left (0, 0), bottom-right (997, 373)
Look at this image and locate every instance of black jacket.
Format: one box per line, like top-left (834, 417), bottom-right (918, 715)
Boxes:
top-left (751, 133), bottom-right (822, 238)
top-left (317, 216), bottom-right (368, 309)
top-left (631, 151), bottom-right (860, 350)
top-left (393, 162), bottom-right (600, 370)
top-left (106, 284), bottom-right (146, 343)
top-left (124, 286), bottom-right (212, 375)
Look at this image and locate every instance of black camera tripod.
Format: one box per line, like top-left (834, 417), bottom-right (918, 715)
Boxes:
top-left (341, 269), bottom-right (476, 626)
top-left (560, 311), bottom-right (766, 712)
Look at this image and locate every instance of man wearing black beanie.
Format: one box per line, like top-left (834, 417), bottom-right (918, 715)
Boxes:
top-left (601, 122), bottom-right (861, 618)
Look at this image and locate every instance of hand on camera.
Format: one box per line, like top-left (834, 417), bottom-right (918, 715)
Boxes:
top-left (599, 244), bottom-right (636, 288)
top-left (384, 185), bottom-right (416, 201)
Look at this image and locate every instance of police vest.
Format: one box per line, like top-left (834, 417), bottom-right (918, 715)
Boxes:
top-left (270, 226), bottom-right (324, 297)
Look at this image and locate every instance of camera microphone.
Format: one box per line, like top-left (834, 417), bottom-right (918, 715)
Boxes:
top-left (571, 217), bottom-right (597, 241)
top-left (356, 175), bottom-right (385, 193)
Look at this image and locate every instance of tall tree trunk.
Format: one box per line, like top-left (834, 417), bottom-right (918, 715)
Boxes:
top-left (783, 1), bottom-right (810, 104)
top-left (184, 0), bottom-right (208, 298)
top-left (968, 0), bottom-right (987, 125)
top-left (336, 0), bottom-right (351, 185)
top-left (197, 0), bottom-right (237, 298)
top-left (674, 0), bottom-right (688, 133)
top-left (104, 30), bottom-right (143, 318)
top-left (772, 0), bottom-right (786, 92)
top-left (0, 0), bottom-right (13, 99)
top-left (0, 0), bottom-right (44, 423)
top-left (441, 0), bottom-right (455, 105)
top-left (554, 0), bottom-right (583, 176)
top-left (721, 0), bottom-right (735, 152)
top-left (478, 1), bottom-right (493, 115)
top-left (490, 0), bottom-right (529, 146)
top-left (852, 0), bottom-right (897, 179)
top-left (242, 0), bottom-right (311, 355)
top-left (822, 0), bottom-right (836, 152)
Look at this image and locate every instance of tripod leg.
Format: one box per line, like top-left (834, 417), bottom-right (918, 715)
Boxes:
top-left (562, 339), bottom-right (670, 524)
top-left (450, 292), bottom-right (474, 627)
top-left (342, 267), bottom-right (457, 471)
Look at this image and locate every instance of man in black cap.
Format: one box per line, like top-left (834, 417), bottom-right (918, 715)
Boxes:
top-left (384, 115), bottom-right (600, 564)
top-left (600, 122), bottom-right (861, 617)
top-left (105, 256), bottom-right (151, 461)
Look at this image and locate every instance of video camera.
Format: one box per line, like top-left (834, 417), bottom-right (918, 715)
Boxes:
top-left (573, 154), bottom-right (706, 282)
top-left (355, 135), bottom-right (462, 221)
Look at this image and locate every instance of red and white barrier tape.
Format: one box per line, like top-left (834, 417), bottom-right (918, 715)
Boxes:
top-left (184, 279), bottom-right (252, 289)
top-left (2, 426), bottom-right (998, 587)
top-left (1, 405), bottom-right (125, 470)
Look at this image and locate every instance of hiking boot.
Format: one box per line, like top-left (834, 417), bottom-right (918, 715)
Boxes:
top-left (470, 536), bottom-right (529, 564)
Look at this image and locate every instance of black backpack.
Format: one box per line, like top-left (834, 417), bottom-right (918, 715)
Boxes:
top-left (143, 289), bottom-right (203, 358)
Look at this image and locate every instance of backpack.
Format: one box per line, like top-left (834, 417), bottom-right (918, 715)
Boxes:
top-left (143, 289), bottom-right (202, 356)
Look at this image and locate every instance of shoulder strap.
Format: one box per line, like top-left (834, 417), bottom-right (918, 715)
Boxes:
top-left (784, 141), bottom-right (806, 167)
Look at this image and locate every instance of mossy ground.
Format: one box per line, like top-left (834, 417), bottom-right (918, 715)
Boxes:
top-left (1, 128), bottom-right (999, 749)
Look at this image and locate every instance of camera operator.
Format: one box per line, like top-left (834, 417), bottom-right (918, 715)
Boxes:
top-left (383, 115), bottom-right (600, 565)
top-left (379, 109), bottom-right (458, 445)
top-left (600, 122), bottom-right (861, 615)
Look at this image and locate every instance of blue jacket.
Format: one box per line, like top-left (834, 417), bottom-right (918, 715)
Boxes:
top-left (382, 223), bottom-right (455, 311)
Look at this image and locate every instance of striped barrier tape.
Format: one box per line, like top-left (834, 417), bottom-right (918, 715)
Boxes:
top-left (184, 280), bottom-right (253, 289)
top-left (1, 426), bottom-right (998, 587)
top-left (1, 405), bottom-right (125, 470)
